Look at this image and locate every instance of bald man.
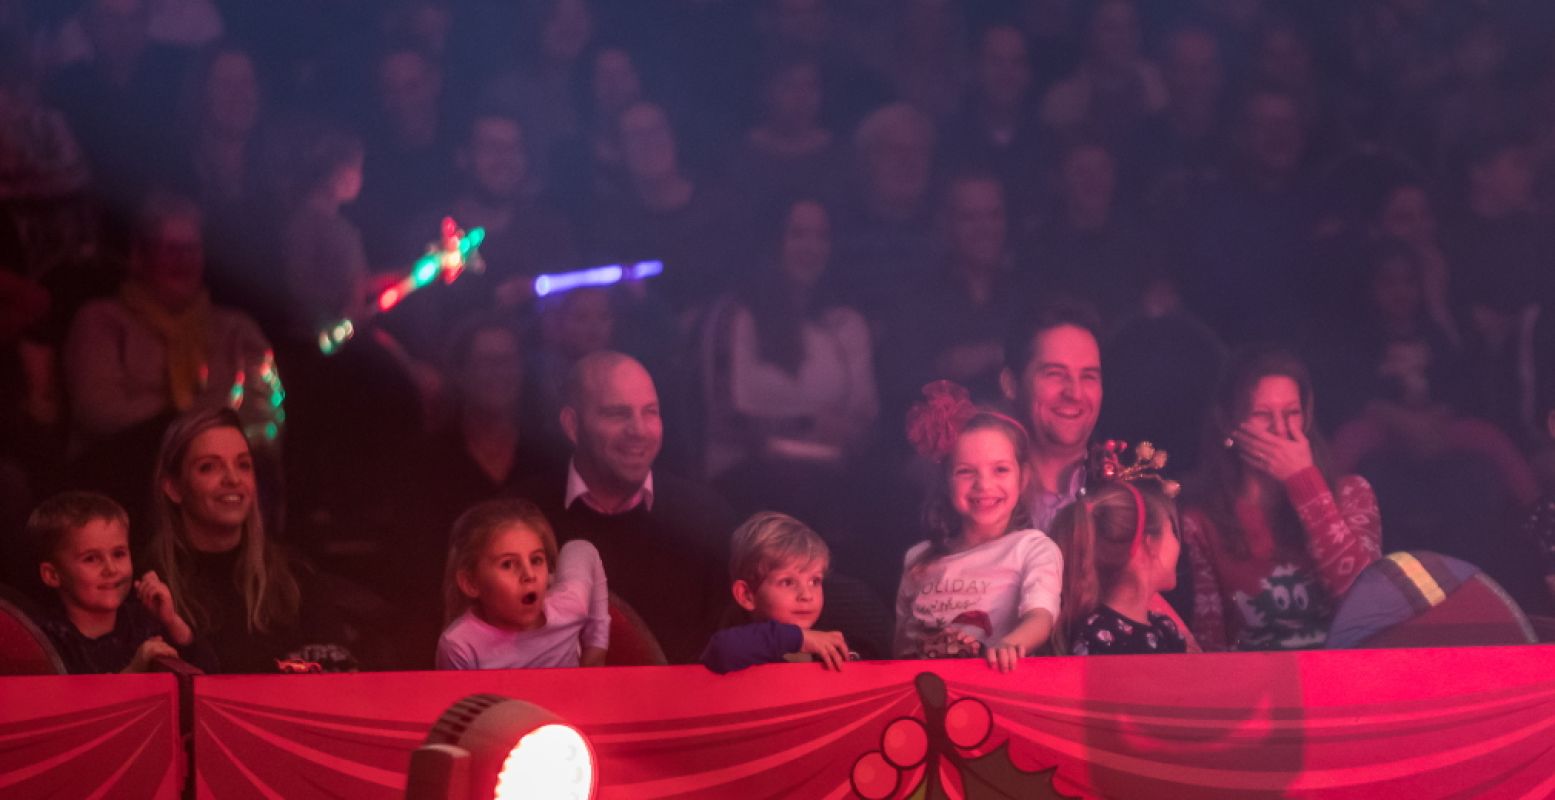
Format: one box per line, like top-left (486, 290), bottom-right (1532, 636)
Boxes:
top-left (518, 351), bottom-right (734, 663)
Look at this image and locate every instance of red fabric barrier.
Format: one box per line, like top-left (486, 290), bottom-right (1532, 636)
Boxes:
top-left (192, 646), bottom-right (1555, 799)
top-left (0, 674), bottom-right (182, 799)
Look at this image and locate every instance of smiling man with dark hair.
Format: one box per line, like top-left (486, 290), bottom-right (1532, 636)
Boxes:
top-left (1000, 300), bottom-right (1104, 530)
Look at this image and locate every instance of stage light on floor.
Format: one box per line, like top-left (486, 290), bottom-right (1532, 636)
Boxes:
top-left (406, 694), bottom-right (596, 800)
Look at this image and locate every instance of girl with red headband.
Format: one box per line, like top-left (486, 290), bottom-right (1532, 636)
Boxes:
top-left (1049, 448), bottom-right (1191, 656)
top-left (895, 381), bottom-right (1064, 672)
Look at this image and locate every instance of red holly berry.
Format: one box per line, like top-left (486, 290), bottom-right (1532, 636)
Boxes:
top-left (881, 717), bottom-right (929, 769)
top-left (943, 698), bottom-right (994, 750)
top-left (850, 751), bottom-right (899, 799)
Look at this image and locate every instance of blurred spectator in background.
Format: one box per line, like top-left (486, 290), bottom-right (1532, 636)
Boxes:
top-left (726, 54), bottom-right (849, 209)
top-left (47, 0), bottom-right (189, 205)
top-left (1443, 137), bottom-right (1551, 440)
top-left (1132, 25), bottom-right (1226, 205)
top-left (1040, 0), bottom-right (1165, 148)
top-left (593, 100), bottom-right (739, 317)
top-left (379, 1), bottom-right (452, 63)
top-left (1315, 239), bottom-right (1463, 427)
top-left (0, 50), bottom-right (98, 430)
top-left (1325, 239), bottom-right (1546, 615)
top-left (478, 0), bottom-right (594, 196)
top-left (50, 0), bottom-right (222, 67)
top-left (276, 125), bottom-right (429, 567)
top-left (1015, 0), bottom-right (1083, 92)
top-left (386, 106), bottom-right (577, 360)
top-left (886, 0), bottom-right (965, 120)
top-left (63, 192), bottom-right (272, 545)
top-left (280, 127), bottom-right (368, 336)
top-left (413, 317), bottom-right (557, 538)
top-left (442, 107), bottom-right (578, 293)
top-left (941, 24), bottom-right (1042, 218)
top-left (0, 56), bottom-right (90, 202)
top-left (547, 44), bottom-right (646, 225)
top-left (832, 102), bottom-right (937, 319)
top-left (173, 43), bottom-right (277, 328)
top-left (754, 0), bottom-right (891, 130)
top-left (889, 172), bottom-right (1023, 409)
top-left (1398, 15), bottom-right (1521, 176)
top-left (1031, 139), bottom-right (1161, 329)
top-left (354, 45), bottom-right (451, 267)
top-left (175, 43), bottom-right (260, 216)
top-left (707, 198), bottom-right (876, 530)
top-left (1174, 85), bottom-right (1315, 344)
top-left (1370, 178), bottom-right (1459, 344)
top-left (1249, 19), bottom-right (1339, 159)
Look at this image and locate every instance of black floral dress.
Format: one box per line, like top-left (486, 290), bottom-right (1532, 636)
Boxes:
top-left (1072, 605), bottom-right (1188, 656)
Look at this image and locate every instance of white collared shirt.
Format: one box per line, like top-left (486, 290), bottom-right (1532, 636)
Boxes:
top-left (565, 460), bottom-right (655, 514)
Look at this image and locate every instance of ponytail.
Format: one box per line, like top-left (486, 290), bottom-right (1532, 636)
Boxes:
top-left (1051, 500), bottom-right (1100, 655)
top-left (1049, 481), bottom-right (1178, 654)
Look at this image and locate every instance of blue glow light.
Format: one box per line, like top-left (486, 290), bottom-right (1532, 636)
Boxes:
top-left (532, 261), bottom-right (664, 297)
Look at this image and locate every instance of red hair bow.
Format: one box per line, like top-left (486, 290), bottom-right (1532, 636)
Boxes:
top-left (906, 380), bottom-right (978, 462)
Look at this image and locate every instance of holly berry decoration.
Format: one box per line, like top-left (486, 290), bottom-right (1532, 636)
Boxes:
top-left (1090, 438), bottom-right (1180, 499)
top-left (849, 673), bottom-right (1075, 800)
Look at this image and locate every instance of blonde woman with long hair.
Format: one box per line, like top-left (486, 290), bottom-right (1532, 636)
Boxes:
top-left (146, 406), bottom-right (348, 672)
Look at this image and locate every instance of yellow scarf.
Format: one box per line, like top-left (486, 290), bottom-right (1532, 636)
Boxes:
top-left (120, 283), bottom-right (212, 411)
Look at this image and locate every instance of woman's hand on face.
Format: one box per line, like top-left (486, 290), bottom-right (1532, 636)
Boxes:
top-left (1231, 422), bottom-right (1314, 481)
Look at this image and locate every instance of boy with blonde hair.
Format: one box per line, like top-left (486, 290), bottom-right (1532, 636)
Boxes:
top-left (701, 512), bottom-right (849, 673)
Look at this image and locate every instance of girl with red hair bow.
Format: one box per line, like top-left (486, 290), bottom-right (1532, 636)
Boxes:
top-left (894, 381), bottom-right (1063, 671)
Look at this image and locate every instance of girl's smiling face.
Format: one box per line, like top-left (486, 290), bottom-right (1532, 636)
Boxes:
top-left (459, 524), bottom-right (551, 631)
top-left (949, 427), bottom-right (1027, 542)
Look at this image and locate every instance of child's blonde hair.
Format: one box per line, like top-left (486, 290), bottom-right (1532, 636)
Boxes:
top-left (1049, 481), bottom-right (1178, 654)
top-left (443, 499), bottom-right (560, 625)
top-left (729, 511), bottom-right (829, 589)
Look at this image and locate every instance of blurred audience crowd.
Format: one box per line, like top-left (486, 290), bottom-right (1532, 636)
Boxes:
top-left (3, 0), bottom-right (1555, 669)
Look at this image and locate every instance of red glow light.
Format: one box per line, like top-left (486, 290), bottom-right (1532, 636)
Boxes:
top-left (379, 287), bottom-right (403, 311)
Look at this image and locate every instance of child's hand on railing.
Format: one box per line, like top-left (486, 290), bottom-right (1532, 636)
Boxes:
top-left (124, 637), bottom-right (178, 673)
top-left (801, 629), bottom-right (850, 671)
top-left (983, 641), bottom-right (1023, 673)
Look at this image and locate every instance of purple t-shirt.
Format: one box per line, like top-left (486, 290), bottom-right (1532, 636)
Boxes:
top-left (436, 540), bottom-right (609, 669)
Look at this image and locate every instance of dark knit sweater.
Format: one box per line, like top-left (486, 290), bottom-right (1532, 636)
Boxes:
top-left (519, 470), bottom-right (736, 663)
